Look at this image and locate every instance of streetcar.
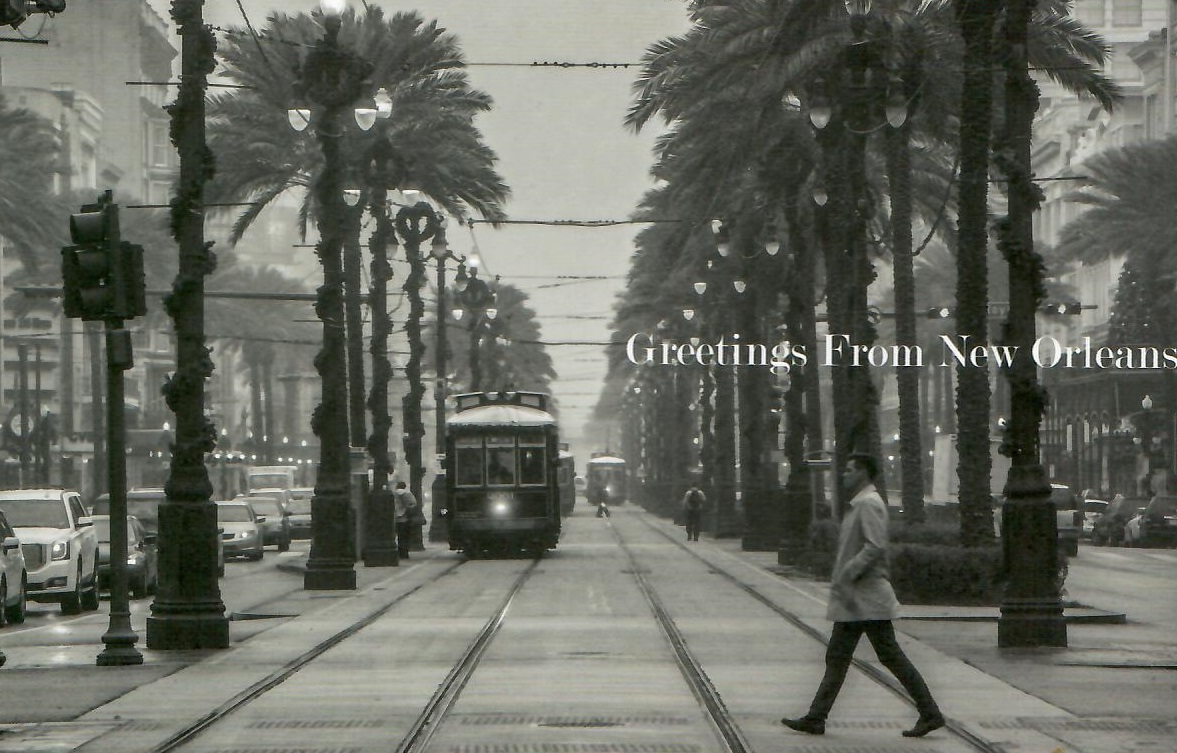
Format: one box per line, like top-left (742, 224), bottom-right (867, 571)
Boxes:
top-left (585, 453), bottom-right (627, 505)
top-left (445, 391), bottom-right (561, 557)
top-left (557, 445), bottom-right (576, 517)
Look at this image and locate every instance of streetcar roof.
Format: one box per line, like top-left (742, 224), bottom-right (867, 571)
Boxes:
top-left (587, 455), bottom-right (625, 465)
top-left (448, 404), bottom-right (556, 427)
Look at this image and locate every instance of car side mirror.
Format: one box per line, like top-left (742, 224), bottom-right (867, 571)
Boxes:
top-left (256, 515), bottom-right (267, 523)
top-left (77, 516), bottom-right (93, 527)
top-left (1, 536), bottom-right (19, 553)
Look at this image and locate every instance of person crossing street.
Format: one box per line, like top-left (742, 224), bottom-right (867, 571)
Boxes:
top-left (781, 452), bottom-right (945, 739)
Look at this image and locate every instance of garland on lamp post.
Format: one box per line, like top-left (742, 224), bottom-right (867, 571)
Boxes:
top-left (396, 202), bottom-right (439, 515)
top-left (147, 0), bottom-right (229, 649)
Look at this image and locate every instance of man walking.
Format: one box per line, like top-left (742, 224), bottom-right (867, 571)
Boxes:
top-left (392, 481), bottom-right (418, 560)
top-left (781, 452), bottom-right (944, 738)
top-left (681, 482), bottom-right (705, 541)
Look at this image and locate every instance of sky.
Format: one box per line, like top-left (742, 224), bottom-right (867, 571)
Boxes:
top-left (174, 0), bottom-right (694, 460)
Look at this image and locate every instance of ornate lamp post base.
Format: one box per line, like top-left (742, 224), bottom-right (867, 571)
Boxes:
top-left (363, 488), bottom-right (399, 567)
top-left (147, 613), bottom-right (230, 649)
top-left (305, 564), bottom-right (358, 591)
top-left (997, 464), bottom-right (1067, 648)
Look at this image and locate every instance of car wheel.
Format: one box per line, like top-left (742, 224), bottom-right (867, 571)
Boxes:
top-left (247, 548), bottom-right (263, 561)
top-left (5, 576), bottom-right (26, 624)
top-left (81, 564), bottom-right (100, 611)
top-left (61, 562), bottom-right (83, 615)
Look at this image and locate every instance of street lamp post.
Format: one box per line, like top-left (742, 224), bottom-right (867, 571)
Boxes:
top-left (361, 134), bottom-right (397, 567)
top-left (429, 228), bottom-right (462, 542)
top-left (451, 264), bottom-right (496, 392)
top-left (807, 1), bottom-right (906, 511)
top-left (997, 0), bottom-right (1066, 648)
top-left (146, 0), bottom-right (229, 649)
top-left (396, 201), bottom-right (441, 529)
top-left (296, 0), bottom-right (372, 591)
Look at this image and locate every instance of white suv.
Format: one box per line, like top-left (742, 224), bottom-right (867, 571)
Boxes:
top-left (0, 489), bottom-right (100, 614)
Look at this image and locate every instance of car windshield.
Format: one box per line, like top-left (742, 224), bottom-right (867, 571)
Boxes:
top-left (250, 499), bottom-right (282, 516)
top-left (287, 498), bottom-right (312, 514)
top-left (92, 518), bottom-right (137, 545)
top-left (1084, 500), bottom-right (1108, 514)
top-left (0, 498), bottom-right (70, 528)
top-left (217, 505), bottom-right (252, 523)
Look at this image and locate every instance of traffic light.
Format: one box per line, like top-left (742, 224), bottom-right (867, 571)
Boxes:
top-left (1, 0), bottom-right (28, 28)
top-left (62, 200), bottom-right (119, 320)
top-left (1, 0), bottom-right (64, 28)
top-left (61, 195), bottom-right (146, 321)
top-left (1041, 301), bottom-right (1082, 316)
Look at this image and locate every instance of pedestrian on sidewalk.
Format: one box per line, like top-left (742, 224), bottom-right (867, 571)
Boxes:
top-left (781, 452), bottom-right (945, 739)
top-left (393, 481), bottom-right (418, 559)
top-left (681, 482), bottom-right (705, 541)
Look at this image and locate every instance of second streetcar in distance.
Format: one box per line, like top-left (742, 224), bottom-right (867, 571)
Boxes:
top-left (585, 453), bottom-right (627, 505)
top-left (445, 391), bottom-right (561, 557)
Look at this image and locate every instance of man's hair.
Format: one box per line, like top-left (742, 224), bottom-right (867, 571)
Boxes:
top-left (847, 452), bottom-right (880, 482)
top-left (395, 481), bottom-right (407, 490)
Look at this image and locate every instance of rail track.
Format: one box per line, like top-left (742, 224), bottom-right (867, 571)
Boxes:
top-left (137, 507), bottom-right (1011, 753)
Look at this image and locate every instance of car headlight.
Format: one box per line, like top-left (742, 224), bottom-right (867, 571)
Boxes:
top-left (50, 540), bottom-right (71, 561)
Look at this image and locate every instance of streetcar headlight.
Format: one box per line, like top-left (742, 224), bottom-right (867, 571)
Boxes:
top-left (492, 501), bottom-right (510, 516)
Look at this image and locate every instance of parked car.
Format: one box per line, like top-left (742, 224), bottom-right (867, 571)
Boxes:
top-left (1092, 495), bottom-right (1146, 546)
top-left (242, 492), bottom-right (291, 551)
top-left (93, 489), bottom-right (225, 576)
top-left (1081, 497), bottom-right (1108, 540)
top-left (0, 489), bottom-right (99, 614)
top-left (92, 515), bottom-right (158, 598)
top-left (0, 509), bottom-right (28, 625)
top-left (286, 488), bottom-right (314, 539)
top-left (1050, 483), bottom-right (1082, 557)
top-left (1124, 506), bottom-right (1149, 546)
top-left (1137, 495), bottom-right (1177, 548)
top-left (215, 500), bottom-right (265, 561)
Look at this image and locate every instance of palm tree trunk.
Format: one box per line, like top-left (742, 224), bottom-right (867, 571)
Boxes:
top-left (954, 0), bottom-right (1001, 546)
top-left (887, 116), bottom-right (925, 524)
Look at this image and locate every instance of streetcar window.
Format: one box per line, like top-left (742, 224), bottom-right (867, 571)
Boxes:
top-left (519, 446), bottom-right (546, 486)
top-left (486, 445), bottom-right (516, 486)
top-left (454, 437), bottom-right (484, 487)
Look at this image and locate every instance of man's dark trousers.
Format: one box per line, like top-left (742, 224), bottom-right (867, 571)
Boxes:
top-left (805, 620), bottom-right (940, 721)
top-left (685, 509), bottom-right (702, 540)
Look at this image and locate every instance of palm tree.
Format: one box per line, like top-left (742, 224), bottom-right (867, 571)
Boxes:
top-left (0, 93), bottom-right (64, 272)
top-left (205, 7), bottom-right (509, 504)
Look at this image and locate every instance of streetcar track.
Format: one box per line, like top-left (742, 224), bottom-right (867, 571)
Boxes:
top-left (395, 557), bottom-right (542, 753)
top-left (609, 519), bottom-right (753, 753)
top-left (633, 510), bottom-right (1009, 753)
top-left (148, 559), bottom-right (467, 753)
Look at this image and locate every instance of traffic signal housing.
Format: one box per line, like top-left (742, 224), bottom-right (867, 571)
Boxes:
top-left (1041, 301), bottom-right (1082, 316)
top-left (61, 198), bottom-right (146, 321)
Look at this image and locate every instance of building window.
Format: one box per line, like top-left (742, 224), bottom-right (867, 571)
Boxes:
top-left (1072, 0), bottom-right (1104, 26)
top-left (1111, 0), bottom-right (1141, 26)
top-left (146, 121), bottom-right (172, 168)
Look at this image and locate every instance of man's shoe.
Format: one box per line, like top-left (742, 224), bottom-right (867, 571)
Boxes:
top-left (780, 717), bottom-right (824, 735)
top-left (902, 715), bottom-right (945, 738)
